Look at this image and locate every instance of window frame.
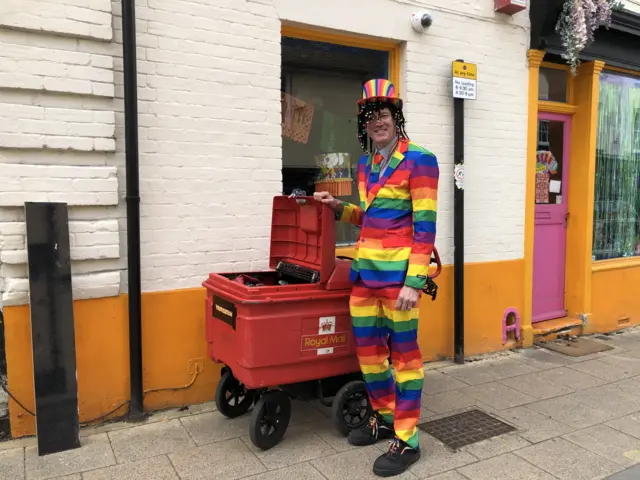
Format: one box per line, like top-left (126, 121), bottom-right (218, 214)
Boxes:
top-left (592, 68), bottom-right (640, 266)
top-left (279, 24), bottom-right (402, 252)
top-left (539, 61), bottom-right (574, 105)
top-left (281, 25), bottom-right (401, 94)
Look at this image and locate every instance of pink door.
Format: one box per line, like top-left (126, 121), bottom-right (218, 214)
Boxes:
top-left (532, 113), bottom-right (571, 323)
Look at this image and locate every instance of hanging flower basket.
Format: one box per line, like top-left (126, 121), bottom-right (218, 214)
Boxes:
top-left (555, 0), bottom-right (623, 74)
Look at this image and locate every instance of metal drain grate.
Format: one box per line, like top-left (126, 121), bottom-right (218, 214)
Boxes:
top-left (417, 409), bottom-right (515, 450)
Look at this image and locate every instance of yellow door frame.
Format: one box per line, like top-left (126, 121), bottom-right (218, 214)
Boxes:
top-left (522, 50), bottom-right (605, 345)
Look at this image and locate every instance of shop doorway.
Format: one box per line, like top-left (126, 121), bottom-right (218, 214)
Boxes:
top-left (532, 113), bottom-right (571, 323)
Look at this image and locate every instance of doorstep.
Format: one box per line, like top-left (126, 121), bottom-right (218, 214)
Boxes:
top-left (532, 316), bottom-right (584, 342)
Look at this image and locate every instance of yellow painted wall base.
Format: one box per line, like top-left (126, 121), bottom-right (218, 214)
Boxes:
top-left (418, 259), bottom-right (525, 360)
top-left (4, 290), bottom-right (220, 439)
top-left (4, 259), bottom-right (524, 438)
top-left (590, 267), bottom-right (640, 334)
top-left (4, 296), bottom-right (131, 438)
top-left (141, 288), bottom-right (222, 411)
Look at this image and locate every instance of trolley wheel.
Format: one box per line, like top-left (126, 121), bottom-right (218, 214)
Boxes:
top-left (332, 380), bottom-right (372, 437)
top-left (249, 390), bottom-right (291, 450)
top-left (215, 371), bottom-right (255, 419)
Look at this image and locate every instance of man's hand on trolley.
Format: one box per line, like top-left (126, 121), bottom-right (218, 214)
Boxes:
top-left (313, 191), bottom-right (342, 212)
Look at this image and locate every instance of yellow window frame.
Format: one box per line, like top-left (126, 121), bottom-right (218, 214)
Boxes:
top-left (280, 24), bottom-right (402, 257)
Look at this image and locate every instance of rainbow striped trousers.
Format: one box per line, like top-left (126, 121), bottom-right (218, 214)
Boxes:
top-left (349, 281), bottom-right (424, 448)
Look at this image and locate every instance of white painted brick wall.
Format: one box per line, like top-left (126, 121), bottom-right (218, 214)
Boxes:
top-left (0, 0), bottom-right (113, 41)
top-left (401, 10), bottom-right (529, 264)
top-left (110, 0), bottom-right (284, 292)
top-left (121, 0), bottom-right (529, 292)
top-left (0, 216), bottom-right (121, 304)
top-left (1, 0), bottom-right (530, 301)
top-left (0, 104), bottom-right (116, 151)
top-left (0, 219), bottom-right (120, 264)
top-left (2, 272), bottom-right (120, 305)
top-left (0, 164), bottom-right (119, 207)
top-left (0, 161), bottom-right (121, 304)
top-left (0, 30), bottom-right (115, 97)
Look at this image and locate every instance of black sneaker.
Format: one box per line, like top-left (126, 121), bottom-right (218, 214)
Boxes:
top-left (373, 437), bottom-right (421, 477)
top-left (347, 412), bottom-right (395, 446)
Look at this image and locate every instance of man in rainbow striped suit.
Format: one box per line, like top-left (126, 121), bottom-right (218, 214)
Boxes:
top-left (314, 79), bottom-right (438, 477)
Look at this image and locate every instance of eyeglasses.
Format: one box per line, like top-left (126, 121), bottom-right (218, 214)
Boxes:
top-left (367, 112), bottom-right (392, 125)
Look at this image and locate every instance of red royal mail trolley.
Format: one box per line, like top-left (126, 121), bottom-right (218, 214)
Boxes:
top-left (203, 196), bottom-right (441, 450)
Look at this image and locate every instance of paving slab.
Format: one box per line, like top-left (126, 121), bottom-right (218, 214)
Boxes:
top-left (512, 347), bottom-right (576, 369)
top-left (180, 411), bottom-right (250, 446)
top-left (24, 434), bottom-right (115, 480)
top-left (568, 384), bottom-right (640, 419)
top-left (241, 424), bottom-right (337, 471)
top-left (598, 351), bottom-right (640, 372)
top-left (168, 437), bottom-right (266, 480)
top-left (611, 377), bottom-right (640, 397)
top-left (0, 447), bottom-right (25, 480)
top-left (493, 406), bottom-right (575, 444)
top-left (313, 419), bottom-right (359, 453)
top-left (421, 371), bottom-right (469, 395)
top-left (438, 358), bottom-right (538, 386)
top-left (241, 463), bottom-right (326, 480)
top-left (513, 436), bottom-right (622, 480)
top-left (617, 348), bottom-right (640, 359)
top-left (310, 445), bottom-right (418, 480)
top-left (288, 400), bottom-right (329, 426)
top-left (593, 332), bottom-right (640, 351)
top-left (568, 359), bottom-right (638, 382)
top-left (526, 394), bottom-right (617, 429)
top-left (458, 382), bottom-right (532, 411)
top-left (460, 432), bottom-right (532, 460)
top-left (82, 455), bottom-right (179, 480)
top-left (422, 389), bottom-right (493, 415)
top-left (0, 435), bottom-right (36, 451)
top-left (457, 452), bottom-right (556, 480)
top-left (423, 472), bottom-right (471, 480)
top-left (497, 371), bottom-right (576, 400)
top-left (606, 413), bottom-right (640, 440)
top-left (526, 366), bottom-right (607, 391)
top-left (563, 424), bottom-right (640, 467)
top-left (108, 418), bottom-right (195, 464)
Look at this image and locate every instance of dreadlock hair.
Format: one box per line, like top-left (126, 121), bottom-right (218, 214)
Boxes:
top-left (357, 100), bottom-right (410, 154)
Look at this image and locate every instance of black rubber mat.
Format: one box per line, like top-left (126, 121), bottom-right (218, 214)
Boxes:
top-left (417, 409), bottom-right (515, 450)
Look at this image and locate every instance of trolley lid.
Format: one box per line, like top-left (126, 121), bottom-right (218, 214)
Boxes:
top-left (269, 196), bottom-right (336, 284)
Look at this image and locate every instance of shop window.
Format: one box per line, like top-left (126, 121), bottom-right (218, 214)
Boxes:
top-left (281, 36), bottom-right (389, 245)
top-left (592, 72), bottom-right (640, 260)
top-left (538, 67), bottom-right (568, 102)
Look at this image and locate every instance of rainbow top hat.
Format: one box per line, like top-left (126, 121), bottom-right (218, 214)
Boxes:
top-left (357, 78), bottom-right (403, 110)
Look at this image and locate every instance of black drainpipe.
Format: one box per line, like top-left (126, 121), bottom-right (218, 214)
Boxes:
top-left (121, 0), bottom-right (144, 419)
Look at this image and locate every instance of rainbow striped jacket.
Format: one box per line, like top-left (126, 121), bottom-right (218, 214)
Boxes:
top-left (336, 138), bottom-right (439, 290)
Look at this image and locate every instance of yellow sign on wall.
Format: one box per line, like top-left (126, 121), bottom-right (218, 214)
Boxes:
top-left (452, 60), bottom-right (478, 100)
top-left (452, 61), bottom-right (477, 80)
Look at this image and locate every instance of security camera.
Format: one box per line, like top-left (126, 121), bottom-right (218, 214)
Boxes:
top-left (411, 11), bottom-right (433, 33)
